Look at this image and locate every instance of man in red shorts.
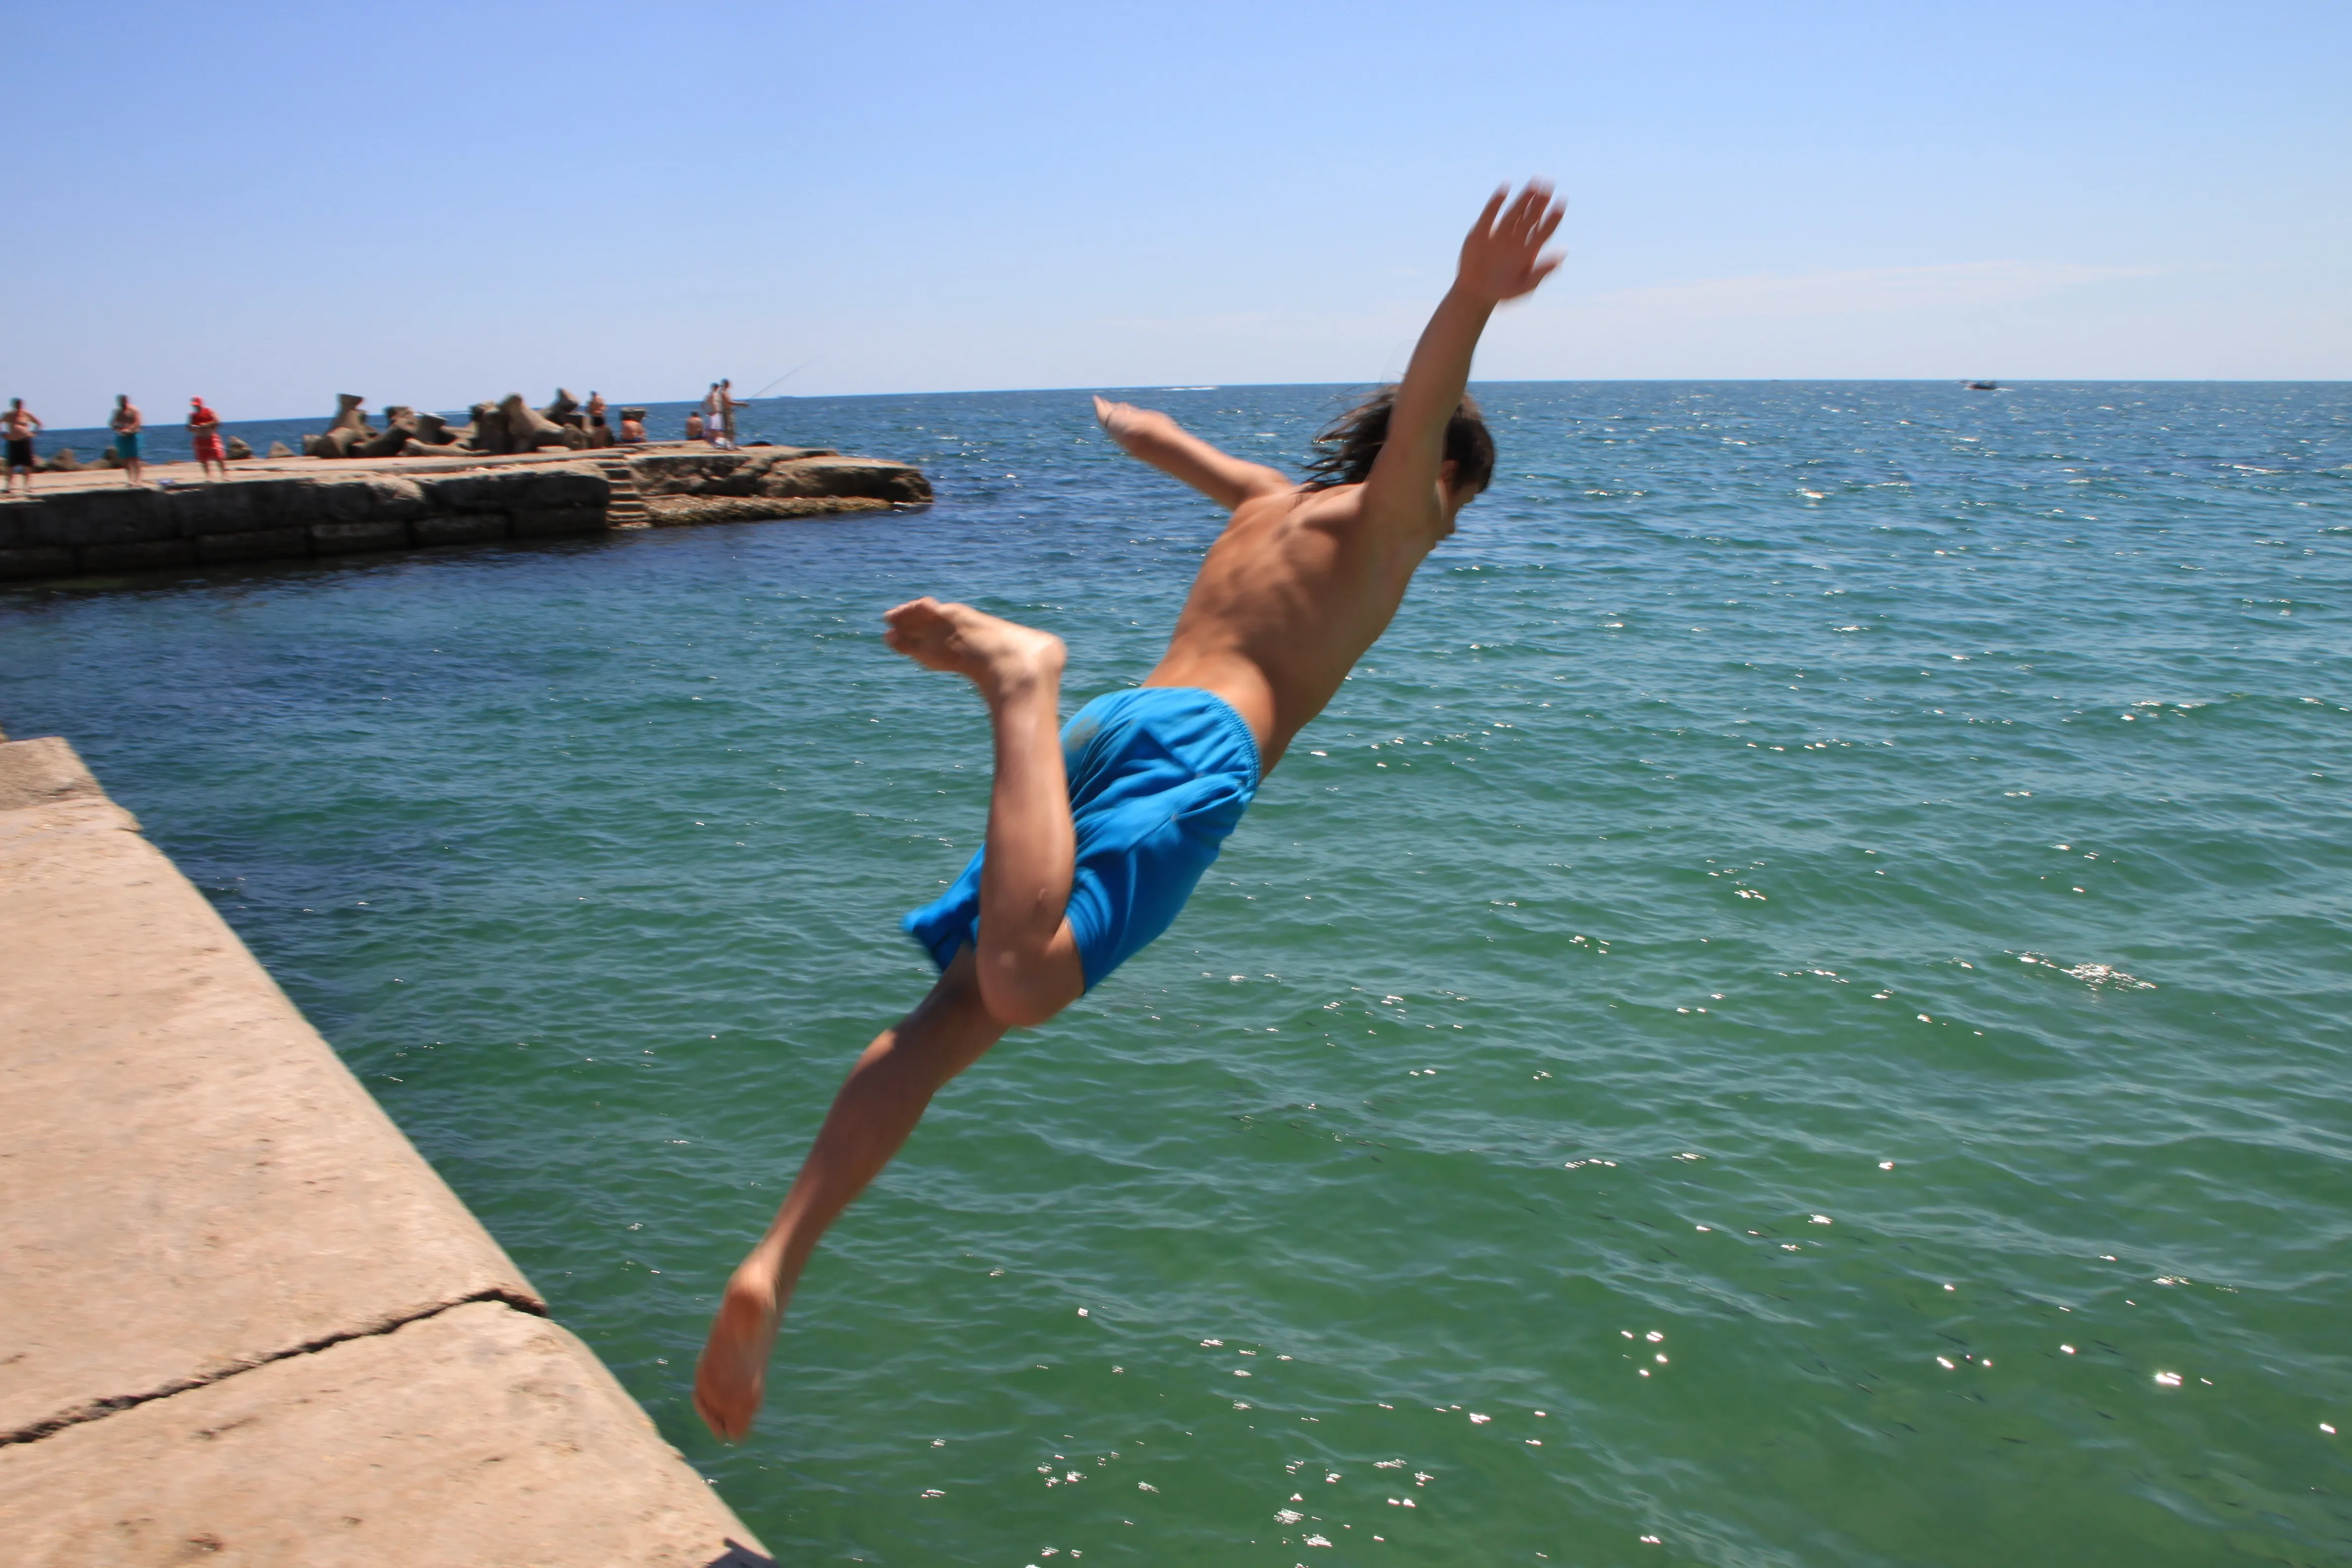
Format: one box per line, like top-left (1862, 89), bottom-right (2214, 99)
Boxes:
top-left (189, 397), bottom-right (228, 480)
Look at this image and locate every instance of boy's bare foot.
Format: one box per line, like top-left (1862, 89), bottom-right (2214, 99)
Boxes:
top-left (694, 1266), bottom-right (784, 1441)
top-left (882, 597), bottom-right (1065, 698)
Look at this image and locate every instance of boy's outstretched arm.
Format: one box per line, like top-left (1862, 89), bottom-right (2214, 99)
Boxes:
top-left (1362, 181), bottom-right (1565, 529)
top-left (1094, 396), bottom-right (1293, 511)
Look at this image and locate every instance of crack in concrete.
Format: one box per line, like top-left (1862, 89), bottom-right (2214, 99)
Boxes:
top-left (0, 1286), bottom-right (547, 1447)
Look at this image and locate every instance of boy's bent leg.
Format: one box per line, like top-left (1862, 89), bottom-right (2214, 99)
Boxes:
top-left (884, 596), bottom-right (1086, 1027)
top-left (695, 948), bottom-right (1008, 1440)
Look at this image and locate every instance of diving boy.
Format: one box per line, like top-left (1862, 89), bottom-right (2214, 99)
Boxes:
top-left (695, 181), bottom-right (1566, 1439)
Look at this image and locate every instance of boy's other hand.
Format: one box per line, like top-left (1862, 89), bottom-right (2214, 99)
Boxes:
top-left (1457, 180), bottom-right (1565, 305)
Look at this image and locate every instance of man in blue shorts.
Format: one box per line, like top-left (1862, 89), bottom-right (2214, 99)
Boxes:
top-left (696, 181), bottom-right (1566, 1439)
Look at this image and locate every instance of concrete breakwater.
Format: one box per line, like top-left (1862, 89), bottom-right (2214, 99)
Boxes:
top-left (0, 733), bottom-right (769, 1565)
top-left (0, 443), bottom-right (932, 584)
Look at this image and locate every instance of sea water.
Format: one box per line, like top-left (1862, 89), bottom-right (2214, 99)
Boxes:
top-left (2, 382), bottom-right (2346, 1566)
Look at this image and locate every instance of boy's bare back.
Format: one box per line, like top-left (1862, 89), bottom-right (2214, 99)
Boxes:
top-left (1098, 180), bottom-right (1564, 770)
top-left (1129, 478), bottom-right (1439, 770)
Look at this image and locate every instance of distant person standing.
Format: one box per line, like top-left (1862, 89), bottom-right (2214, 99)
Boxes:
top-left (719, 378), bottom-right (741, 447)
top-left (700, 383), bottom-right (727, 448)
top-left (686, 409), bottom-right (707, 442)
top-left (587, 391), bottom-right (613, 448)
top-left (188, 397), bottom-right (228, 481)
top-left (110, 394), bottom-right (146, 486)
top-left (3, 398), bottom-right (41, 494)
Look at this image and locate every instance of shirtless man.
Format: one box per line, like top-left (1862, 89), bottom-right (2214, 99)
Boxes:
top-left (110, 395), bottom-right (145, 486)
top-left (693, 181), bottom-right (1565, 1440)
top-left (3, 399), bottom-right (41, 495)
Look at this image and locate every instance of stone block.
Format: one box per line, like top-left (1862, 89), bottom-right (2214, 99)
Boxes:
top-left (0, 1301), bottom-right (769, 1568)
top-left (514, 467), bottom-right (609, 510)
top-left (216, 478), bottom-right (315, 531)
top-left (162, 481), bottom-right (265, 537)
top-left (512, 506), bottom-right (607, 538)
top-left (22, 487), bottom-right (179, 547)
top-left (308, 475), bottom-right (430, 522)
top-left (414, 512), bottom-right (509, 545)
top-left (309, 520), bottom-right (410, 554)
top-left (413, 472), bottom-right (512, 512)
top-left (0, 498), bottom-right (39, 548)
top-left (418, 466), bottom-right (604, 515)
top-left (0, 546), bottom-right (75, 582)
top-left (76, 539), bottom-right (196, 574)
top-left (195, 528), bottom-right (311, 565)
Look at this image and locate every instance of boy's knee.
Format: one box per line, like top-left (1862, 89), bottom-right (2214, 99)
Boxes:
top-left (977, 972), bottom-right (1071, 1030)
top-left (975, 947), bottom-right (1083, 1029)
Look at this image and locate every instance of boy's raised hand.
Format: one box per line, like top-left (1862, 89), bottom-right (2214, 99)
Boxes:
top-left (1093, 395), bottom-right (1173, 454)
top-left (1457, 181), bottom-right (1565, 305)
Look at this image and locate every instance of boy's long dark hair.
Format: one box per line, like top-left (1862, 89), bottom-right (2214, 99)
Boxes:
top-left (1300, 387), bottom-right (1495, 496)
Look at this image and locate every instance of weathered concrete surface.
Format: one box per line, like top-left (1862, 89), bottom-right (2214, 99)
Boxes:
top-left (0, 1302), bottom-right (769, 1568)
top-left (0, 736), bottom-right (766, 1562)
top-left (0, 736), bottom-right (532, 1441)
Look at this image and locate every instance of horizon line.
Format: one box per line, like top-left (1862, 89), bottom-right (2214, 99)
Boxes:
top-left (24, 376), bottom-right (2348, 433)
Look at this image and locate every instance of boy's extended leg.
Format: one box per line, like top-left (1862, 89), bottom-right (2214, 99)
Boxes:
top-left (694, 949), bottom-right (1005, 1440)
top-left (693, 598), bottom-right (1086, 1440)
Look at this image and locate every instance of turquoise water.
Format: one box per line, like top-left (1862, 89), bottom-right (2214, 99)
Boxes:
top-left (3, 382), bottom-right (2348, 1566)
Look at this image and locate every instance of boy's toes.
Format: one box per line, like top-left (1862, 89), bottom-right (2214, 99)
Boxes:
top-left (883, 597), bottom-right (956, 643)
top-left (882, 597), bottom-right (983, 671)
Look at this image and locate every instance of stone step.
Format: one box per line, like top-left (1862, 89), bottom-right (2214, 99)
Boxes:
top-left (594, 459), bottom-right (655, 530)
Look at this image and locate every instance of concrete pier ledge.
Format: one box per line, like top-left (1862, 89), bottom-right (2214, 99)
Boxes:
top-left (0, 735), bottom-right (767, 1565)
top-left (0, 441), bottom-right (932, 584)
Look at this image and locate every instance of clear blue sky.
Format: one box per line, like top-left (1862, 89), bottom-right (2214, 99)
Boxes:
top-left (7, 0), bottom-right (2346, 424)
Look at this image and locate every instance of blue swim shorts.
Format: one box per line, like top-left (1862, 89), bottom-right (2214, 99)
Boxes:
top-left (903, 686), bottom-right (1261, 991)
top-left (114, 432), bottom-right (140, 461)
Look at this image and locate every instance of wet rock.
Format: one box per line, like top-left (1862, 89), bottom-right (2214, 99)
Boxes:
top-left (0, 544), bottom-right (77, 580)
top-left (625, 449), bottom-right (833, 496)
top-left (78, 539), bottom-right (196, 573)
top-left (309, 520), bottom-right (410, 554)
top-left (415, 514), bottom-right (508, 545)
top-left (196, 527), bottom-right (310, 564)
top-left (760, 455), bottom-right (932, 505)
top-left (511, 506), bottom-right (605, 538)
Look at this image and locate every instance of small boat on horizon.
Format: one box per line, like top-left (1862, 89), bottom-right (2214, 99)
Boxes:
top-left (1962, 380), bottom-right (2000, 391)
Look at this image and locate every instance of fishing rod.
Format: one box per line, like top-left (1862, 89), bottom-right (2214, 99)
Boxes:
top-left (745, 354), bottom-right (823, 401)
